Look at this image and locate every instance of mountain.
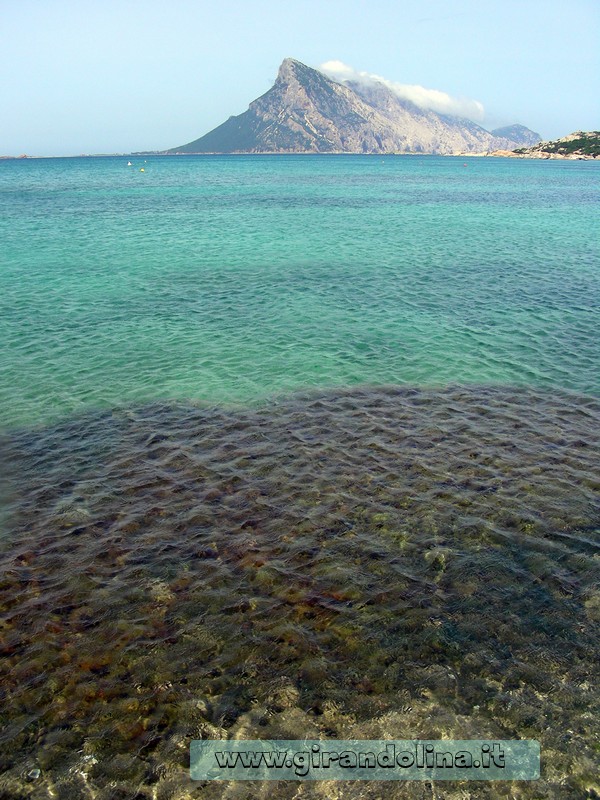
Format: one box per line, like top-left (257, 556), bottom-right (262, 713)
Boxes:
top-left (492, 131), bottom-right (600, 160)
top-left (168, 58), bottom-right (539, 155)
top-left (491, 124), bottom-right (541, 147)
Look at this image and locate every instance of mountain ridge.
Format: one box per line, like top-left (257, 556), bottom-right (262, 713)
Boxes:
top-left (168, 58), bottom-right (540, 155)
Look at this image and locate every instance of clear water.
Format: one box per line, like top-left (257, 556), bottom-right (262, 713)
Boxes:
top-left (0, 156), bottom-right (599, 800)
top-left (0, 155), bottom-right (598, 430)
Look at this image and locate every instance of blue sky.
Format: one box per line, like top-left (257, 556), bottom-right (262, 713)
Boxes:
top-left (1, 0), bottom-right (598, 156)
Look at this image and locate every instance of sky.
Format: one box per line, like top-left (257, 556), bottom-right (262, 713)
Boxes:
top-left (1, 0), bottom-right (598, 156)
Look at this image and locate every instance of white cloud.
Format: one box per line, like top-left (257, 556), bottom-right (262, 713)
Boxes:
top-left (320, 60), bottom-right (485, 122)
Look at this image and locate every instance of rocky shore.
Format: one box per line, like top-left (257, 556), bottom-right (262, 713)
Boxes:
top-left (486, 130), bottom-right (599, 160)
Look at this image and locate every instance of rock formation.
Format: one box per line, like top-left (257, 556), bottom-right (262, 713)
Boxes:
top-left (168, 58), bottom-right (539, 155)
top-left (490, 131), bottom-right (600, 159)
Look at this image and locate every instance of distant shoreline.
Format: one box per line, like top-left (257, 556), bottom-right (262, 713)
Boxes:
top-left (3, 152), bottom-right (599, 161)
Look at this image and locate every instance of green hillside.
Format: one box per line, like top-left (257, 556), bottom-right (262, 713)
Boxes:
top-left (515, 131), bottom-right (600, 157)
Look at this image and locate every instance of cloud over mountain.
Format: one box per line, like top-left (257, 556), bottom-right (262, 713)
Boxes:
top-left (320, 60), bottom-right (485, 122)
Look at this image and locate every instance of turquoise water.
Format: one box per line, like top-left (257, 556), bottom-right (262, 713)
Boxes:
top-left (1, 156), bottom-right (599, 799)
top-left (1, 155), bottom-right (598, 429)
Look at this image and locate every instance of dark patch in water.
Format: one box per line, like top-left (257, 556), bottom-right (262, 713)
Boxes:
top-left (0, 385), bottom-right (599, 799)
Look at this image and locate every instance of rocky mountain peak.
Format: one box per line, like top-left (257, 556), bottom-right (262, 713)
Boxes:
top-left (276, 57), bottom-right (302, 82)
top-left (491, 124), bottom-right (541, 147)
top-left (168, 58), bottom-right (540, 155)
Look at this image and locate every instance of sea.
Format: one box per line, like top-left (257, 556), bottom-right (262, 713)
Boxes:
top-left (0, 154), bottom-right (598, 799)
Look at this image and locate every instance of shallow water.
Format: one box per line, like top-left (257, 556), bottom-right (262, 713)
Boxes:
top-left (0, 155), bottom-right (599, 798)
top-left (1, 386), bottom-right (599, 798)
top-left (1, 155), bottom-right (599, 431)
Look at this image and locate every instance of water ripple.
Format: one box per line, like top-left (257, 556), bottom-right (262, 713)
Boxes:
top-left (0, 385), bottom-right (598, 798)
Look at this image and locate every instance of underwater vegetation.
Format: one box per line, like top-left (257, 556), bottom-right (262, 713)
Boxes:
top-left (0, 385), bottom-right (598, 799)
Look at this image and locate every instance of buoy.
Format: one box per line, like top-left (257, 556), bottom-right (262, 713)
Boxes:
top-left (140, 168), bottom-right (145, 172)
top-left (127, 161), bottom-right (132, 166)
